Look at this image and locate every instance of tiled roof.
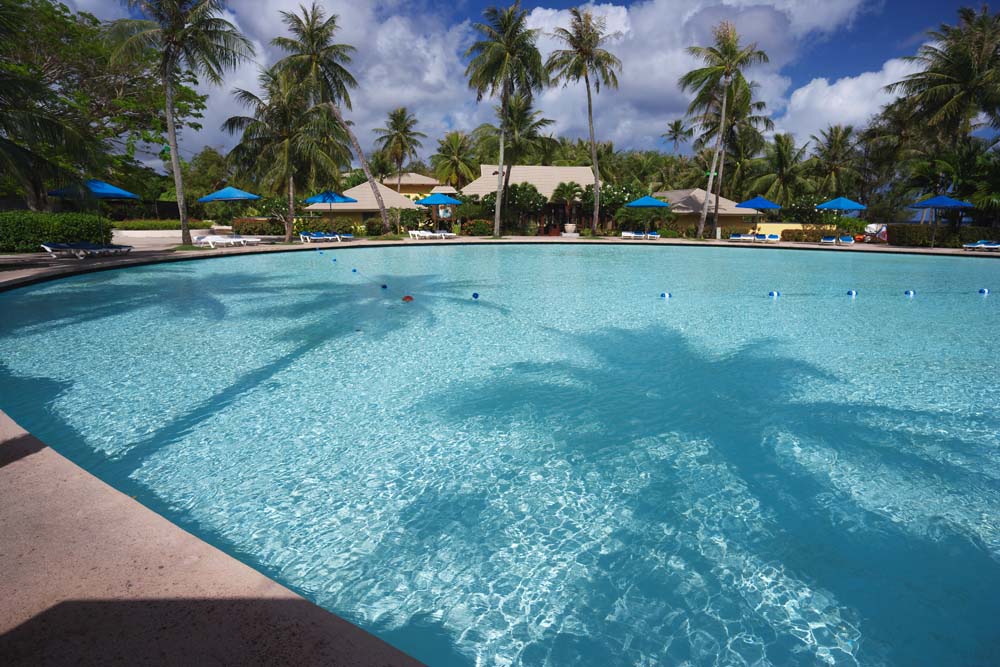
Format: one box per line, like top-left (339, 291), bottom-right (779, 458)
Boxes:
top-left (462, 165), bottom-right (596, 200)
top-left (303, 180), bottom-right (419, 212)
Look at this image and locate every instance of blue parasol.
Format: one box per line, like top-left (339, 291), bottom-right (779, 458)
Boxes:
top-left (816, 196), bottom-right (866, 211)
top-left (624, 195), bottom-right (670, 208)
top-left (736, 195), bottom-right (781, 210)
top-left (198, 186), bottom-right (260, 203)
top-left (910, 195), bottom-right (973, 248)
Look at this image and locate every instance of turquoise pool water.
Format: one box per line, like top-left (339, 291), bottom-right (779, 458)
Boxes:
top-left (1, 245), bottom-right (999, 666)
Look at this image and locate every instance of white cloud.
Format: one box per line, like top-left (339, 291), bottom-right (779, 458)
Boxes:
top-left (775, 56), bottom-right (921, 142)
top-left (64, 0), bottom-right (901, 167)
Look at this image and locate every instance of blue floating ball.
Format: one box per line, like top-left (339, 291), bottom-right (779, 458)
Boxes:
top-left (769, 291), bottom-right (781, 298)
top-left (381, 284), bottom-right (388, 289)
top-left (660, 292), bottom-right (666, 299)
top-left (904, 289), bottom-right (915, 297)
top-left (979, 288), bottom-right (990, 295)
top-left (351, 268), bottom-right (357, 273)
top-left (847, 289), bottom-right (858, 297)
top-left (331, 258), bottom-right (336, 262)
top-left (472, 292), bottom-right (479, 300)
top-left (317, 250), bottom-right (324, 254)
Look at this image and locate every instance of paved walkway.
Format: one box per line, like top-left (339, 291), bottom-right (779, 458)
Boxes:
top-left (0, 235), bottom-right (995, 665)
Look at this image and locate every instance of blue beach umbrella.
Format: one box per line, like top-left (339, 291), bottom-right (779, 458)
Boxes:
top-left (624, 195), bottom-right (670, 208)
top-left (816, 196), bottom-right (866, 211)
top-left (198, 186), bottom-right (260, 203)
top-left (910, 195), bottom-right (974, 248)
top-left (48, 179), bottom-right (140, 244)
top-left (305, 190), bottom-right (358, 205)
top-left (736, 195), bottom-right (781, 210)
top-left (416, 193), bottom-right (462, 226)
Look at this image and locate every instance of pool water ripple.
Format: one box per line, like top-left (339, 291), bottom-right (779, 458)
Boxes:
top-left (1, 245), bottom-right (998, 666)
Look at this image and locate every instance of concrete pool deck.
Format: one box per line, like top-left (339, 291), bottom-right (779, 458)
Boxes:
top-left (0, 235), bottom-right (996, 664)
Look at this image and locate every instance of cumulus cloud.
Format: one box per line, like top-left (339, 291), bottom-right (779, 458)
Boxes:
top-left (774, 56), bottom-right (922, 142)
top-left (64, 0), bottom-right (906, 166)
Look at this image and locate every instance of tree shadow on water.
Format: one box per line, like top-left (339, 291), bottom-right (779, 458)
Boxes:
top-left (416, 325), bottom-right (1000, 666)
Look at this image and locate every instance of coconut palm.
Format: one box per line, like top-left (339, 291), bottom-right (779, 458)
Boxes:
top-left (750, 133), bottom-right (812, 206)
top-left (889, 6), bottom-right (1000, 141)
top-left (809, 125), bottom-right (860, 198)
top-left (110, 0), bottom-right (254, 245)
top-left (465, 2), bottom-right (546, 236)
top-left (374, 107), bottom-right (426, 197)
top-left (663, 119), bottom-right (693, 154)
top-left (224, 69), bottom-right (350, 242)
top-left (431, 131), bottom-right (477, 188)
top-left (546, 8), bottom-right (622, 232)
top-left (271, 2), bottom-right (390, 233)
top-left (473, 94), bottom-right (554, 201)
top-left (551, 181), bottom-right (583, 226)
top-left (679, 21), bottom-right (768, 236)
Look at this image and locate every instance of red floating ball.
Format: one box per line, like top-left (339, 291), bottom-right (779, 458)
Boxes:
top-left (402, 295), bottom-right (414, 302)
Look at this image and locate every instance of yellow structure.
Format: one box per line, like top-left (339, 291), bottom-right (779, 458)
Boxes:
top-left (382, 172), bottom-right (440, 200)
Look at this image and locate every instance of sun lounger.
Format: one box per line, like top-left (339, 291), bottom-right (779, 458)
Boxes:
top-left (231, 235), bottom-right (261, 245)
top-left (40, 242), bottom-right (133, 259)
top-left (766, 234), bottom-right (780, 243)
top-left (620, 231), bottom-right (638, 239)
top-left (196, 235), bottom-right (243, 248)
top-left (298, 232), bottom-right (337, 243)
top-left (963, 240), bottom-right (993, 250)
top-left (730, 233), bottom-right (754, 242)
top-left (839, 236), bottom-right (855, 245)
top-left (338, 233), bottom-right (353, 241)
top-left (754, 234), bottom-right (768, 242)
top-left (646, 231), bottom-right (660, 240)
top-left (982, 241), bottom-right (1000, 251)
top-left (434, 229), bottom-right (458, 239)
top-left (820, 236), bottom-right (837, 245)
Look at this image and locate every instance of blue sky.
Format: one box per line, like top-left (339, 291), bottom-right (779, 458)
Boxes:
top-left (69, 0), bottom-right (974, 161)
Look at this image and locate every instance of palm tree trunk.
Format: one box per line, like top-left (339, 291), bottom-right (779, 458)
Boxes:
top-left (286, 174), bottom-right (295, 243)
top-left (697, 77), bottom-right (729, 238)
top-left (494, 90), bottom-right (508, 238)
top-left (396, 165), bottom-right (403, 233)
top-left (328, 102), bottom-right (388, 233)
top-left (584, 72), bottom-right (600, 234)
top-left (163, 75), bottom-right (191, 245)
top-left (712, 137), bottom-right (727, 236)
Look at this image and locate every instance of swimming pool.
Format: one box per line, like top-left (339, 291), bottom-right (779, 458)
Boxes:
top-left (1, 244), bottom-right (998, 666)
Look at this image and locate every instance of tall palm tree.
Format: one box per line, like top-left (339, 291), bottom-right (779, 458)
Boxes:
top-left (679, 21), bottom-right (768, 237)
top-left (809, 124), bottom-right (859, 197)
top-left (224, 69), bottom-right (350, 242)
top-left (271, 2), bottom-right (390, 233)
top-left (663, 119), bottom-right (693, 154)
top-left (431, 131), bottom-right (477, 188)
top-left (889, 6), bottom-right (1000, 142)
top-left (473, 94), bottom-right (554, 202)
top-left (374, 107), bottom-right (426, 197)
top-left (750, 133), bottom-right (812, 206)
top-left (111, 0), bottom-right (254, 245)
top-left (551, 181), bottom-right (583, 226)
top-left (546, 7), bottom-right (622, 232)
top-left (465, 2), bottom-right (546, 237)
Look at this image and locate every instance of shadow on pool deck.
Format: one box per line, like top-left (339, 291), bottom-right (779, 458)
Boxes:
top-left (0, 597), bottom-right (423, 666)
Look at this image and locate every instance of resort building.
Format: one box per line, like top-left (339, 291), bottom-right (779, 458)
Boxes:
top-left (462, 165), bottom-right (596, 200)
top-left (382, 172), bottom-right (440, 200)
top-left (303, 180), bottom-right (418, 224)
top-left (653, 189), bottom-right (753, 227)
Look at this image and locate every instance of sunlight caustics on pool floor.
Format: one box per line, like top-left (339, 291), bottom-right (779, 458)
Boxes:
top-left (1, 245), bottom-right (999, 666)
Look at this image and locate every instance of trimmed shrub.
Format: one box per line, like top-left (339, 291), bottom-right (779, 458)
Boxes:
top-left (886, 224), bottom-right (999, 248)
top-left (781, 229), bottom-right (830, 242)
top-left (112, 219), bottom-right (208, 230)
top-left (464, 219), bottom-right (493, 236)
top-left (232, 218), bottom-right (284, 235)
top-left (0, 211), bottom-right (111, 252)
top-left (293, 217), bottom-right (357, 235)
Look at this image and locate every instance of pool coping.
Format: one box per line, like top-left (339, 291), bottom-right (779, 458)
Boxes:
top-left (0, 235), bottom-right (996, 663)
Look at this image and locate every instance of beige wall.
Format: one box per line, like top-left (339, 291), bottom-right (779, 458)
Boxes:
top-left (753, 222), bottom-right (836, 235)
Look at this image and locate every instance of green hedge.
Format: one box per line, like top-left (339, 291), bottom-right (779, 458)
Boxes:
top-left (886, 224), bottom-right (999, 248)
top-left (293, 217), bottom-right (358, 235)
top-left (0, 211), bottom-right (111, 252)
top-left (232, 218), bottom-right (285, 235)
top-left (463, 219), bottom-right (493, 236)
top-left (781, 229), bottom-right (832, 242)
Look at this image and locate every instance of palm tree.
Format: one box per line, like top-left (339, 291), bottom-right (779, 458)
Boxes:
top-left (473, 94), bottom-right (554, 203)
top-left (809, 125), bottom-right (859, 197)
top-left (889, 6), bottom-right (1000, 142)
top-left (679, 21), bottom-right (768, 237)
top-left (271, 2), bottom-right (390, 233)
top-left (374, 107), bottom-right (426, 199)
top-left (551, 181), bottom-right (583, 227)
top-left (546, 7), bottom-right (622, 233)
top-left (663, 119), bottom-right (693, 154)
top-left (111, 0), bottom-right (254, 245)
top-left (431, 131), bottom-right (477, 188)
top-left (224, 69), bottom-right (350, 242)
top-left (750, 133), bottom-right (812, 206)
top-left (465, 2), bottom-right (546, 237)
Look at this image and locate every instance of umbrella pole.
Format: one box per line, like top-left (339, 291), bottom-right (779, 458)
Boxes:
top-left (931, 208), bottom-right (937, 248)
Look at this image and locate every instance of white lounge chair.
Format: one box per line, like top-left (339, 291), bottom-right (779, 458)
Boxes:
top-left (434, 229), bottom-right (458, 239)
top-left (819, 236), bottom-right (837, 245)
top-left (766, 234), bottom-right (780, 243)
top-left (839, 235), bottom-right (855, 245)
top-left (194, 235), bottom-right (242, 248)
top-left (231, 235), bottom-right (261, 245)
top-left (621, 231), bottom-right (643, 239)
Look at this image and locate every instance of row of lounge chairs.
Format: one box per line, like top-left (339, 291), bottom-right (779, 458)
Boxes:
top-left (40, 242), bottom-right (133, 259)
top-left (963, 239), bottom-right (1000, 251)
top-left (299, 231), bottom-right (354, 243)
top-left (730, 233), bottom-right (780, 243)
top-left (408, 230), bottom-right (458, 239)
top-left (194, 235), bottom-right (262, 248)
top-left (820, 235), bottom-right (856, 245)
top-left (621, 231), bottom-right (661, 240)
